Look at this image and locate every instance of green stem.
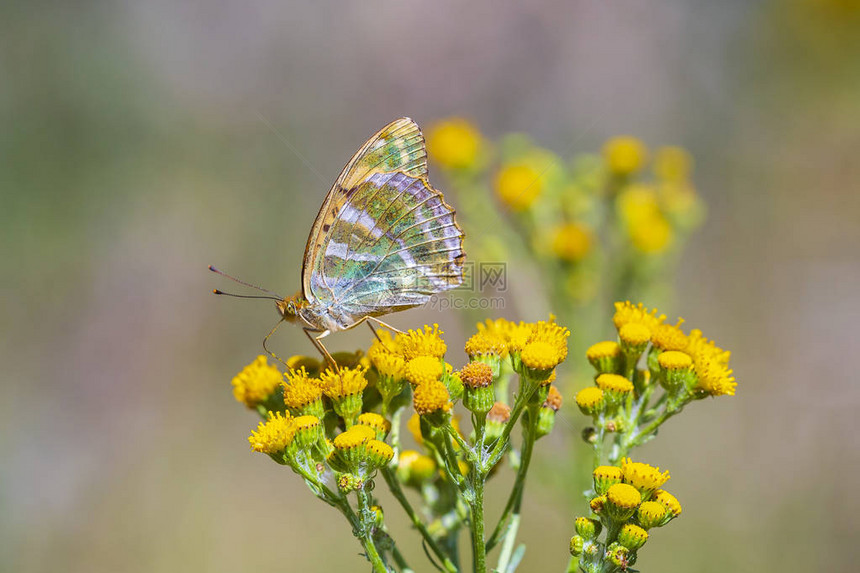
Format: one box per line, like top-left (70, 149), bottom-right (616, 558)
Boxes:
top-left (470, 474), bottom-right (487, 573)
top-left (487, 404), bottom-right (539, 561)
top-left (381, 468), bottom-right (459, 573)
top-left (357, 488), bottom-right (389, 573)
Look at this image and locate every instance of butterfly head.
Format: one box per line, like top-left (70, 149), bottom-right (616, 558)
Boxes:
top-left (276, 292), bottom-right (308, 324)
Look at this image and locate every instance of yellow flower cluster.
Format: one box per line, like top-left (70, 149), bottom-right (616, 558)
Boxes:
top-left (607, 301), bottom-right (736, 396)
top-left (282, 367), bottom-right (323, 411)
top-left (321, 366), bottom-right (369, 400)
top-left (232, 355), bottom-right (282, 408)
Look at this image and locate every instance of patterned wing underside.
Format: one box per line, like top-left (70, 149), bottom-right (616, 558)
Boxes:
top-left (302, 118), bottom-right (427, 298)
top-left (309, 171), bottom-right (465, 318)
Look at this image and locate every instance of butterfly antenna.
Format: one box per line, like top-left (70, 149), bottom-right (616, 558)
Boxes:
top-left (212, 289), bottom-right (281, 301)
top-left (208, 265), bottom-right (283, 298)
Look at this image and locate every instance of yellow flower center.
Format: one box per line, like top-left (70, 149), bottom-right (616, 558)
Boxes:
top-left (593, 465), bottom-right (623, 482)
top-left (405, 356), bottom-right (444, 386)
top-left (412, 379), bottom-right (452, 415)
top-left (357, 412), bottom-right (391, 435)
top-left (575, 387), bottom-right (605, 410)
top-left (658, 350), bottom-right (693, 370)
top-left (607, 483), bottom-right (642, 509)
top-left (521, 341), bottom-right (563, 371)
top-left (596, 373), bottom-right (634, 394)
top-left (638, 501), bottom-right (668, 523)
top-left (332, 425), bottom-right (375, 450)
top-left (619, 323), bottom-right (651, 347)
top-left (586, 341), bottom-right (622, 361)
top-left (465, 331), bottom-right (507, 358)
top-left (460, 362), bottom-right (494, 388)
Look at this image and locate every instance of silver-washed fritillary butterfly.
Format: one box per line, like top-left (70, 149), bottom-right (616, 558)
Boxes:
top-left (212, 117), bottom-right (466, 365)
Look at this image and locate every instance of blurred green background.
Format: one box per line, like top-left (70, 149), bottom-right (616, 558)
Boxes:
top-left (2, 1), bottom-right (859, 572)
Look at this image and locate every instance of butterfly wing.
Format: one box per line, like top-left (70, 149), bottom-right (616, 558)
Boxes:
top-left (302, 117), bottom-right (428, 300)
top-left (316, 171), bottom-right (465, 317)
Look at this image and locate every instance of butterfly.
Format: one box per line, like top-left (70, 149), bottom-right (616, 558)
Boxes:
top-left (212, 118), bottom-right (466, 366)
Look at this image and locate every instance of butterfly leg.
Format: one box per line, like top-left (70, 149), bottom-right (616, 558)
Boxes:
top-left (304, 328), bottom-right (339, 372)
top-left (367, 316), bottom-right (405, 335)
top-left (263, 319), bottom-right (288, 367)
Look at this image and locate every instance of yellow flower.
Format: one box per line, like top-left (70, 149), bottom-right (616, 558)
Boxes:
top-left (320, 366), bottom-right (368, 400)
top-left (603, 136), bottom-right (648, 175)
top-left (291, 415), bottom-right (322, 449)
top-left (617, 184), bottom-right (661, 224)
top-left (654, 146), bottom-right (693, 183)
top-left (460, 362), bottom-right (494, 388)
top-left (282, 368), bottom-right (323, 410)
top-left (248, 412), bottom-right (295, 454)
top-left (426, 118), bottom-right (482, 170)
top-left (551, 222), bottom-right (593, 262)
top-left (397, 450), bottom-right (437, 486)
top-left (576, 387), bottom-right (605, 415)
top-left (685, 328), bottom-right (731, 365)
top-left (692, 353), bottom-right (737, 397)
top-left (586, 341), bottom-right (623, 373)
top-left (652, 489), bottom-right (682, 516)
top-left (368, 331), bottom-right (406, 379)
top-left (606, 483), bottom-right (642, 520)
top-left (527, 319), bottom-right (570, 363)
top-left (613, 301), bottom-right (665, 332)
top-left (407, 413), bottom-right (423, 445)
top-left (495, 163), bottom-right (543, 211)
top-left (651, 319), bottom-right (688, 352)
top-left (413, 379), bottom-right (452, 416)
top-left (332, 424), bottom-right (376, 450)
top-left (405, 355), bottom-right (444, 386)
top-left (596, 373), bottom-right (634, 394)
top-left (618, 323), bottom-right (651, 348)
top-left (658, 350), bottom-right (693, 370)
top-left (397, 324), bottom-right (447, 360)
top-left (592, 465), bottom-right (623, 494)
top-left (465, 331), bottom-right (507, 358)
top-left (637, 501), bottom-right (668, 529)
top-left (366, 439), bottom-right (395, 469)
top-left (620, 458), bottom-right (670, 496)
top-left (618, 523), bottom-right (648, 551)
top-left (521, 341), bottom-right (564, 372)
top-left (232, 355), bottom-right (282, 408)
top-left (629, 213), bottom-right (673, 254)
top-left (357, 412), bottom-right (391, 439)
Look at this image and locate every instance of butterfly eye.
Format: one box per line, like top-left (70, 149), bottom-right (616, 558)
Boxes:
top-left (287, 301), bottom-right (298, 315)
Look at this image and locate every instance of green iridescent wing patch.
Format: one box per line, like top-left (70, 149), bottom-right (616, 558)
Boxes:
top-left (307, 171), bottom-right (465, 325)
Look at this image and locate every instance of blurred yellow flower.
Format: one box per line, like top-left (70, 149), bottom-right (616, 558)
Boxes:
top-left (629, 213), bottom-right (673, 254)
top-left (426, 118), bottom-right (482, 170)
top-left (654, 146), bottom-right (693, 182)
top-left (603, 136), bottom-right (648, 175)
top-left (495, 163), bottom-right (543, 211)
top-left (551, 222), bottom-right (593, 262)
